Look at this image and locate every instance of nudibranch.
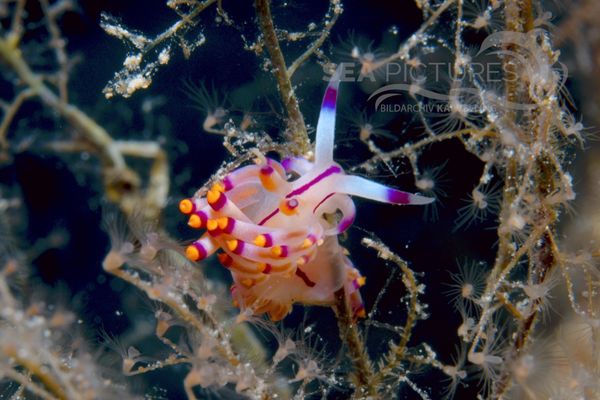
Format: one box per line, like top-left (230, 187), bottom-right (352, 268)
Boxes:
top-left (179, 68), bottom-right (433, 321)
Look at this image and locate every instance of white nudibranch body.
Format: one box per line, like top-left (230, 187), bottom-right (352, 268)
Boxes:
top-left (179, 68), bottom-right (433, 320)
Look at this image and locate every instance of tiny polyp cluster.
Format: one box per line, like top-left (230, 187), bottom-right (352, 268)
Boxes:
top-left (179, 67), bottom-right (433, 320)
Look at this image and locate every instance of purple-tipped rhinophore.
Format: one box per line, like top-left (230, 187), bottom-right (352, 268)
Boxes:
top-left (315, 67), bottom-right (342, 167)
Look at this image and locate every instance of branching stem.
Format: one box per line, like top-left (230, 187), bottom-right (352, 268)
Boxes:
top-left (333, 287), bottom-right (378, 397)
top-left (255, 0), bottom-right (309, 155)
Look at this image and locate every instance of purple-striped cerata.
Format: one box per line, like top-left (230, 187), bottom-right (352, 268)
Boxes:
top-left (179, 68), bottom-right (433, 321)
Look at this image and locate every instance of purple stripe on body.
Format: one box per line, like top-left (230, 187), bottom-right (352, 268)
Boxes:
top-left (387, 189), bottom-right (411, 204)
top-left (286, 165), bottom-right (341, 198)
top-left (261, 165), bottom-right (341, 225)
top-left (258, 208), bottom-right (279, 226)
top-left (322, 86), bottom-right (337, 110)
top-left (312, 192), bottom-right (335, 213)
top-left (295, 267), bottom-right (316, 287)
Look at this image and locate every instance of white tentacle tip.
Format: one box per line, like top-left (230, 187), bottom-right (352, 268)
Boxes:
top-left (409, 193), bottom-right (436, 205)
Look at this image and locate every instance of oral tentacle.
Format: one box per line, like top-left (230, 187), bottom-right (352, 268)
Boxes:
top-left (333, 174), bottom-right (435, 205)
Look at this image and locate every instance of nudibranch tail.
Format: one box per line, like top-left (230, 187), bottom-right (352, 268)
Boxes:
top-left (315, 67), bottom-right (342, 167)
